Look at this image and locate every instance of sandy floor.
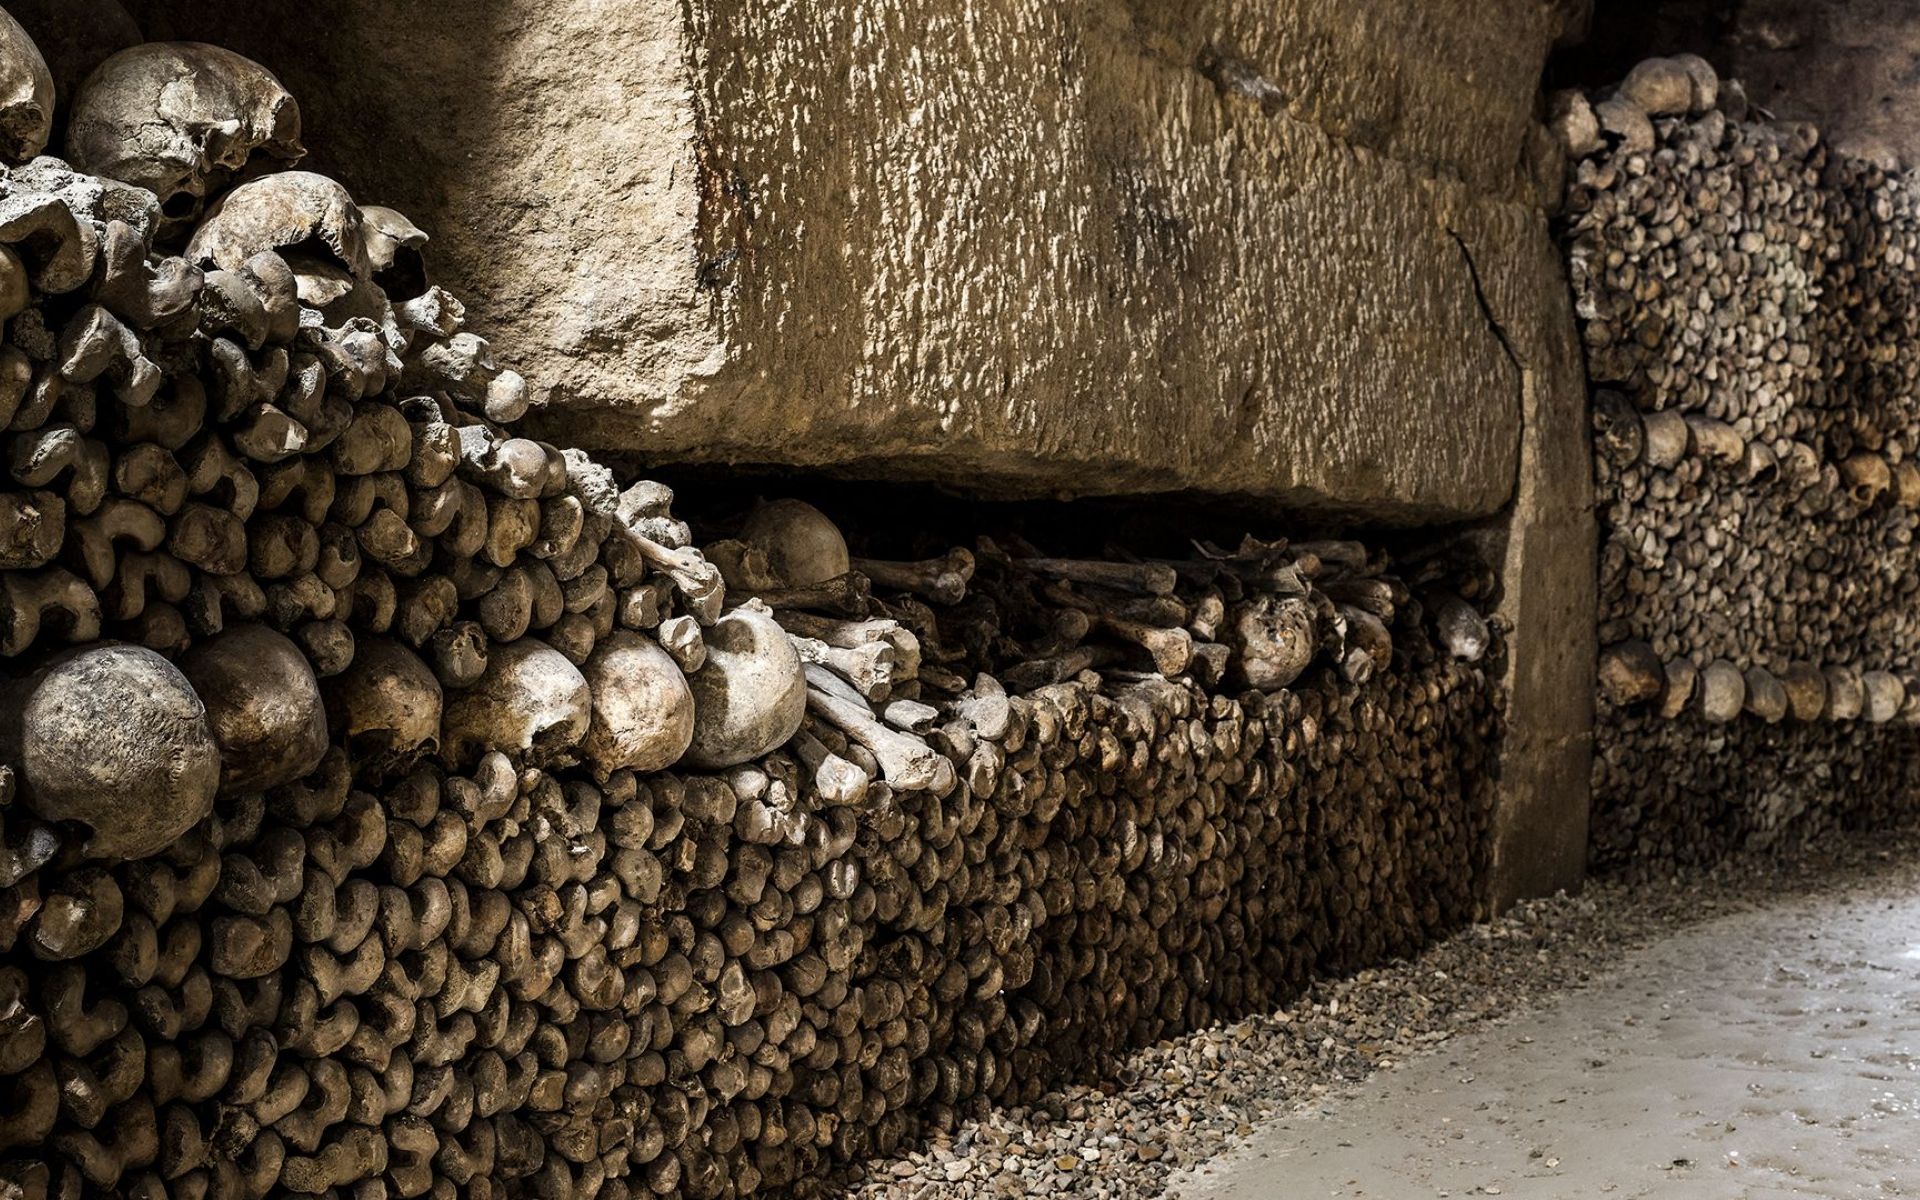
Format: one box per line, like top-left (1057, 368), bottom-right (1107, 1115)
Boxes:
top-left (1175, 871), bottom-right (1920, 1198)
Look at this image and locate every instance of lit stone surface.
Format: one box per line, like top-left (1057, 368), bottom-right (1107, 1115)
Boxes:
top-left (131, 0), bottom-right (1583, 519)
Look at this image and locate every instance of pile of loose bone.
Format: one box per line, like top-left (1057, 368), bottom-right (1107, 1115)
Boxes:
top-left (1556, 53), bottom-right (1920, 867)
top-left (0, 12), bottom-right (1503, 1199)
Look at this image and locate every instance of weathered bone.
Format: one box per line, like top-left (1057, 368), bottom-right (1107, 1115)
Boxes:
top-left (1650, 658), bottom-right (1693, 721)
top-left (66, 42), bottom-right (303, 239)
top-left (0, 7), bottom-right (52, 164)
top-left (1863, 670), bottom-right (1905, 724)
top-left (579, 630), bottom-right (694, 776)
top-left (441, 638), bottom-right (590, 768)
top-left (93, 221), bottom-right (202, 331)
top-left (360, 205), bottom-right (429, 300)
top-left (0, 191), bottom-right (95, 294)
top-left (322, 637), bottom-right (441, 766)
top-left (1741, 666), bottom-right (1787, 724)
top-left (179, 623), bottom-right (329, 793)
top-left (1, 568), bottom-right (101, 653)
top-left (0, 643), bottom-right (218, 860)
top-left (1229, 593), bottom-right (1317, 691)
top-left (804, 668), bottom-right (954, 795)
top-left (188, 172), bottom-right (368, 306)
top-left (1598, 640), bottom-right (1663, 707)
top-left (1778, 663), bottom-right (1828, 723)
top-left (623, 529), bottom-right (725, 624)
top-left (741, 572), bottom-right (870, 618)
top-left (656, 613), bottom-right (706, 674)
top-left (70, 496), bottom-right (160, 586)
top-left (1697, 659), bottom-right (1746, 724)
top-left (790, 728), bottom-right (870, 808)
top-left (1016, 555), bottom-right (1177, 596)
top-left (788, 633), bottom-right (895, 702)
top-left (1822, 666), bottom-right (1865, 721)
top-left (1839, 452), bottom-right (1891, 508)
top-left (0, 489), bottom-right (62, 569)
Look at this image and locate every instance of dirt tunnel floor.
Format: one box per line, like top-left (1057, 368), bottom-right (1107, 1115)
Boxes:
top-left (830, 826), bottom-right (1920, 1200)
top-left (1175, 856), bottom-right (1920, 1199)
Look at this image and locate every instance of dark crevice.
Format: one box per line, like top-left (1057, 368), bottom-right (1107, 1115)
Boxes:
top-left (1447, 228), bottom-right (1525, 385)
top-left (1545, 0), bottom-right (1744, 91)
top-left (604, 462), bottom-right (1490, 572)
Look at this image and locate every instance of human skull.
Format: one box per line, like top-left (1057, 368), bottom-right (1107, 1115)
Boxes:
top-left (67, 42), bottom-right (303, 238)
top-left (1229, 594), bottom-right (1318, 691)
top-left (322, 638), bottom-right (443, 768)
top-left (441, 639), bottom-right (592, 768)
top-left (1, 644), bottom-right (220, 861)
top-left (740, 498), bottom-right (850, 588)
top-left (0, 7), bottom-right (54, 164)
top-left (2, 0), bottom-right (141, 120)
top-left (581, 631), bottom-right (695, 776)
top-left (179, 623), bottom-right (329, 794)
top-left (186, 171), bottom-right (370, 306)
top-left (683, 603), bottom-right (808, 769)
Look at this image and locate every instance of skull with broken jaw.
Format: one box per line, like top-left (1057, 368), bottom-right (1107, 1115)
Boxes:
top-left (67, 42), bottom-right (304, 240)
top-left (186, 170), bottom-right (370, 307)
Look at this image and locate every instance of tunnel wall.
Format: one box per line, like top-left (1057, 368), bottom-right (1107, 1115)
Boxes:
top-left (1559, 63), bottom-right (1920, 871)
top-left (0, 15), bottom-right (1514, 1199)
top-left (0, 168), bottom-right (1505, 1197)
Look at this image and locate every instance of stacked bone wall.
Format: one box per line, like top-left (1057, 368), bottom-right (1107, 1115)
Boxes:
top-left (1559, 56), bottom-right (1920, 871)
top-left (0, 16), bottom-right (1510, 1200)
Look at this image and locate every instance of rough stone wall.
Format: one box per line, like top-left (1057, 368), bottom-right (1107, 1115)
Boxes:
top-left (1558, 58), bottom-right (1920, 871)
top-left (123, 0), bottom-right (1583, 521)
top-left (0, 23), bottom-right (1509, 1200)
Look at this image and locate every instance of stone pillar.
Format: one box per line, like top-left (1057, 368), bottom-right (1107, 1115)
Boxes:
top-left (1485, 229), bottom-right (1596, 910)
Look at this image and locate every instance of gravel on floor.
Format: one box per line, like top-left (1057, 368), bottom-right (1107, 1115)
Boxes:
top-left (803, 822), bottom-right (1920, 1200)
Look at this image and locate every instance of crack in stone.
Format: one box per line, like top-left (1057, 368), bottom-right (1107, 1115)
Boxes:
top-left (1448, 227), bottom-right (1524, 379)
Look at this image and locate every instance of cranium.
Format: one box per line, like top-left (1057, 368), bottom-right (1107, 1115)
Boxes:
top-left (1229, 594), bottom-right (1318, 691)
top-left (740, 498), bottom-right (850, 588)
top-left (3, 0), bottom-right (141, 118)
top-left (683, 602), bottom-right (808, 769)
top-left (0, 7), bottom-right (53, 164)
top-left (581, 631), bottom-right (695, 776)
top-left (66, 42), bottom-right (303, 237)
top-left (179, 623), bottom-right (329, 794)
top-left (186, 170), bottom-right (370, 306)
top-left (441, 639), bottom-right (592, 768)
top-left (0, 643), bottom-right (220, 861)
top-left (322, 638), bottom-right (443, 770)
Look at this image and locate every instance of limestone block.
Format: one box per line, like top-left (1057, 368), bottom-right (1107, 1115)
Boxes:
top-left (130, 0), bottom-right (1577, 519)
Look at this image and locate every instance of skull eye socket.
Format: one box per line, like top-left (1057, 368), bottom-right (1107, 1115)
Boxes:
top-left (161, 190), bottom-right (199, 220)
